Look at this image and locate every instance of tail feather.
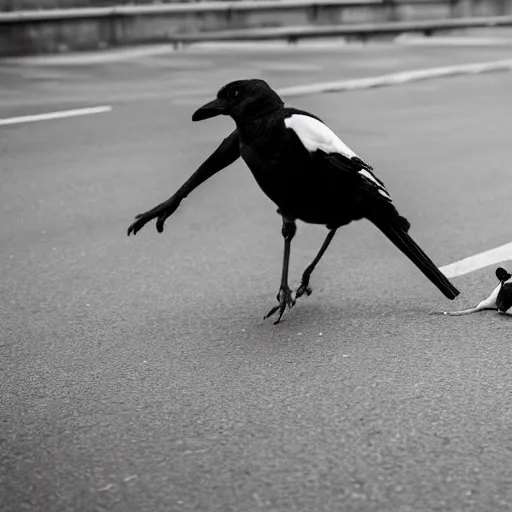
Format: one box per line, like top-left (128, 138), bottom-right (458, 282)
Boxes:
top-left (370, 217), bottom-right (460, 300)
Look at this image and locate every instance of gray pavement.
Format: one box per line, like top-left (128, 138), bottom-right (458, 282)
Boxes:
top-left (1, 40), bottom-right (512, 512)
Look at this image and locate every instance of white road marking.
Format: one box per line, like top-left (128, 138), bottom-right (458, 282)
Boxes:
top-left (278, 59), bottom-right (512, 97)
top-left (440, 242), bottom-right (512, 278)
top-left (2, 45), bottom-right (176, 66)
top-left (0, 105), bottom-right (112, 126)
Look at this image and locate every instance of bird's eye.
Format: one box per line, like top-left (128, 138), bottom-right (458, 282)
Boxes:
top-left (230, 87), bottom-right (241, 99)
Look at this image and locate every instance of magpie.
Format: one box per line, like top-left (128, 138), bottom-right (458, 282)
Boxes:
top-left (128, 78), bottom-right (460, 323)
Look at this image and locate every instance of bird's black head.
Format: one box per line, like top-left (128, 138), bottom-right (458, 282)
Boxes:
top-left (192, 79), bottom-right (284, 123)
top-left (496, 267), bottom-right (511, 283)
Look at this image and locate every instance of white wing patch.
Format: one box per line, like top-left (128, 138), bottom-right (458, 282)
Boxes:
top-left (285, 114), bottom-right (357, 159)
top-left (285, 113), bottom-right (392, 201)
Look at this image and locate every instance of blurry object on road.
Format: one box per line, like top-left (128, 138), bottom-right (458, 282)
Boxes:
top-left (496, 267), bottom-right (512, 314)
top-left (444, 266), bottom-right (512, 316)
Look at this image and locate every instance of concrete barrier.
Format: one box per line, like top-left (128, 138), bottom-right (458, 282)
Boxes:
top-left (1, 0), bottom-right (512, 56)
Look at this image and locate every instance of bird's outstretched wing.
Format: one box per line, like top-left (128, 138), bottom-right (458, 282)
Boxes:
top-left (283, 109), bottom-right (392, 203)
top-left (127, 130), bottom-right (240, 236)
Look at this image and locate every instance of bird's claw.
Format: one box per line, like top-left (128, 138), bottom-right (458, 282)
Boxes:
top-left (264, 287), bottom-right (296, 324)
top-left (127, 211), bottom-right (171, 236)
top-left (127, 214), bottom-right (148, 236)
top-left (295, 282), bottom-right (312, 299)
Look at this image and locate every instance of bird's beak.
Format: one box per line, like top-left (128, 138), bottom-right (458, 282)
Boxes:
top-left (192, 98), bottom-right (227, 121)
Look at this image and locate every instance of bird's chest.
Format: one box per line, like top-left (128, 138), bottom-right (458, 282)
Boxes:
top-left (240, 135), bottom-right (308, 204)
top-left (239, 125), bottom-right (309, 184)
top-left (240, 140), bottom-right (285, 175)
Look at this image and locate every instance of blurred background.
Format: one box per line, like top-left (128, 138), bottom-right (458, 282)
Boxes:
top-left (1, 0), bottom-right (512, 56)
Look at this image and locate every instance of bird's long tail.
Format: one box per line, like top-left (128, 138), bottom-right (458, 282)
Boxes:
top-left (369, 216), bottom-right (460, 300)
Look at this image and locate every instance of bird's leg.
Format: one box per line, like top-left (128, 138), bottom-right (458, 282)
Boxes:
top-left (296, 228), bottom-right (337, 299)
top-left (264, 213), bottom-right (297, 324)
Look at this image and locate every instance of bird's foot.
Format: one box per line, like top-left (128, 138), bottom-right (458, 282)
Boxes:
top-left (295, 281), bottom-right (312, 300)
top-left (264, 286), bottom-right (296, 325)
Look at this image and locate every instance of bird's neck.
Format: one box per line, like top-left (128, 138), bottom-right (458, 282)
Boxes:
top-left (234, 104), bottom-right (283, 144)
top-left (232, 98), bottom-right (283, 123)
top-left (235, 117), bottom-right (272, 147)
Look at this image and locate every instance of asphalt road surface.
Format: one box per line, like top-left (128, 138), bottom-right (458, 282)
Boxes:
top-left (2, 38), bottom-right (512, 512)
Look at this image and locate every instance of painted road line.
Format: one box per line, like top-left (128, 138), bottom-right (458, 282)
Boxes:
top-left (278, 59), bottom-right (512, 97)
top-left (3, 46), bottom-right (175, 66)
top-left (441, 242), bottom-right (512, 279)
top-left (0, 105), bottom-right (112, 126)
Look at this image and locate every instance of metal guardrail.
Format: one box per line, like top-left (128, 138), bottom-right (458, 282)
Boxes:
top-left (168, 14), bottom-right (512, 42)
top-left (0, 0), bottom-right (447, 22)
top-left (0, 0), bottom-right (383, 10)
top-left (1, 0), bottom-right (510, 56)
top-left (0, 0), bottom-right (372, 6)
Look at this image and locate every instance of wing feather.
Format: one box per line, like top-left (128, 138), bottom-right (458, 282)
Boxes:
top-left (284, 110), bottom-right (392, 202)
top-left (284, 113), bottom-right (357, 159)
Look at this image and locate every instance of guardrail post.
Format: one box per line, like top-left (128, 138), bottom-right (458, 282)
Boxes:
top-left (452, 0), bottom-right (473, 17)
top-left (382, 0), bottom-right (397, 23)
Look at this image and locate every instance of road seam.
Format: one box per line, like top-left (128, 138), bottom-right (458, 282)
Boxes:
top-left (395, 34), bottom-right (512, 46)
top-left (0, 105), bottom-right (112, 126)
